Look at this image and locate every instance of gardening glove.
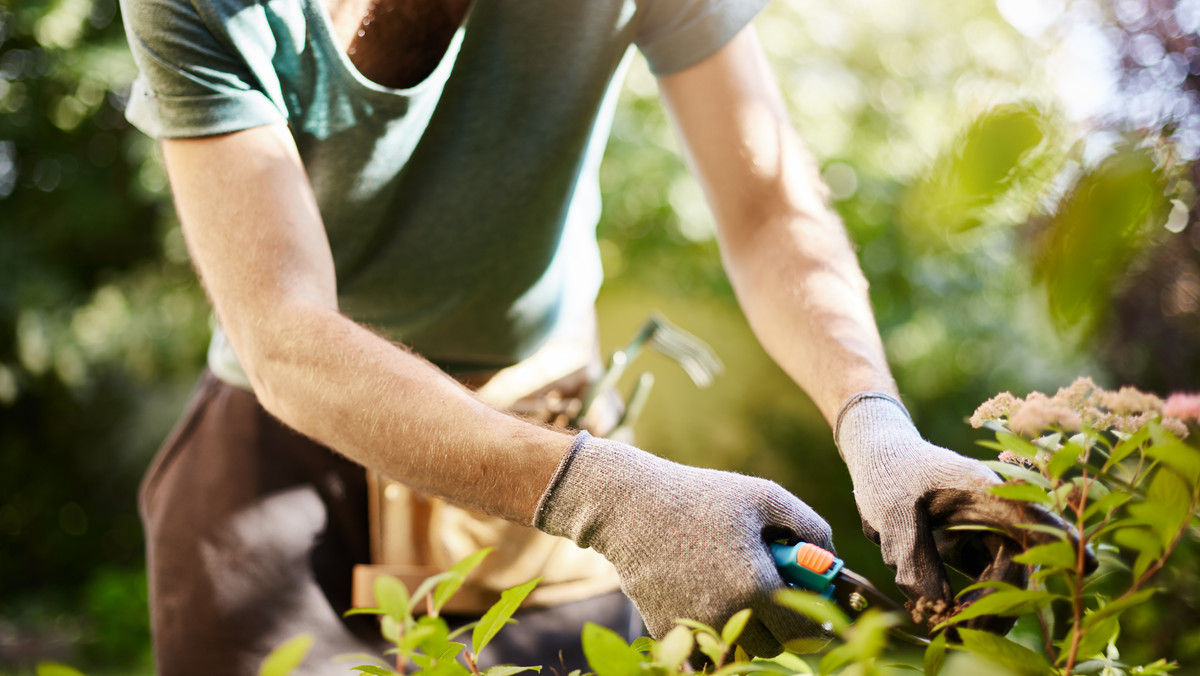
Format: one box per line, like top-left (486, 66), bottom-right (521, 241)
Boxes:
top-left (835, 392), bottom-right (1091, 634)
top-left (534, 431), bottom-right (833, 657)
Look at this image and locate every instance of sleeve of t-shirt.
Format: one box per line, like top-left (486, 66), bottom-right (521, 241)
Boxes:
top-left (120, 0), bottom-right (287, 138)
top-left (635, 0), bottom-right (770, 76)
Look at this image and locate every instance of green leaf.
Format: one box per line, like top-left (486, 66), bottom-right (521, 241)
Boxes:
top-left (1081, 476), bottom-right (1110, 500)
top-left (473, 577), bottom-right (541, 658)
top-left (751, 652), bottom-right (814, 675)
top-left (652, 625), bottom-right (693, 670)
top-left (375, 575), bottom-right (411, 622)
top-left (1105, 426), bottom-right (1150, 471)
top-left (935, 590), bottom-right (1061, 630)
top-left (1133, 469), bottom-right (1192, 549)
top-left (1082, 589), bottom-right (1158, 628)
top-left (398, 623), bottom-right (439, 655)
top-left (924, 631), bottom-right (947, 676)
top-left (482, 666), bottom-right (541, 676)
top-left (774, 589), bottom-right (850, 636)
top-left (349, 666), bottom-right (397, 676)
top-left (414, 643), bottom-right (467, 672)
top-left (410, 572), bottom-right (456, 612)
top-left (899, 103), bottom-right (1055, 237)
top-left (980, 461), bottom-right (1052, 489)
top-left (1035, 145), bottom-right (1166, 330)
top-left (944, 524), bottom-right (1013, 536)
top-left (955, 580), bottom-right (1021, 599)
top-left (722, 608), bottom-right (753, 646)
top-left (258, 633), bottom-right (314, 676)
top-left (1048, 443), bottom-right (1083, 480)
top-left (1035, 433), bottom-right (1064, 452)
top-left (697, 631), bottom-right (725, 667)
top-left (990, 483), bottom-right (1053, 505)
top-left (1089, 516), bottom-right (1150, 542)
top-left (381, 615), bottom-right (400, 643)
top-left (1094, 549), bottom-right (1130, 573)
top-left (1146, 437), bottom-right (1200, 489)
top-left (36, 664), bottom-right (87, 676)
top-left (1072, 615), bottom-right (1119, 664)
top-left (331, 652), bottom-right (391, 665)
top-left (818, 642), bottom-right (857, 675)
top-left (818, 609), bottom-right (895, 674)
top-left (629, 636), bottom-right (655, 653)
top-left (1013, 523), bottom-right (1071, 540)
top-left (1068, 432), bottom-right (1093, 450)
top-left (581, 623), bottom-right (644, 676)
top-left (406, 615), bottom-right (452, 656)
top-left (997, 432), bottom-right (1042, 460)
top-left (1012, 541), bottom-right (1077, 571)
top-left (955, 628), bottom-right (1054, 676)
top-left (673, 618), bottom-right (720, 636)
top-left (343, 607), bottom-right (386, 617)
top-left (1082, 491), bottom-right (1133, 523)
top-left (434, 548), bottom-right (493, 613)
top-left (1133, 548), bottom-right (1158, 582)
top-left (1125, 658), bottom-right (1179, 675)
top-left (712, 663), bottom-right (809, 676)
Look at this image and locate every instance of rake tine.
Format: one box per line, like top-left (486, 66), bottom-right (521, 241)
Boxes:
top-left (577, 313), bottom-right (723, 424)
top-left (643, 313), bottom-right (723, 387)
top-left (578, 315), bottom-right (661, 417)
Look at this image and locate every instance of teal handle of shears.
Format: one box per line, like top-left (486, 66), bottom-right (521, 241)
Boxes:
top-left (770, 541), bottom-right (844, 599)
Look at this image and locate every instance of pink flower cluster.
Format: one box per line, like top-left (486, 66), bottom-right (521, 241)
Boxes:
top-left (971, 377), bottom-right (1192, 439)
top-left (1165, 393), bottom-right (1200, 424)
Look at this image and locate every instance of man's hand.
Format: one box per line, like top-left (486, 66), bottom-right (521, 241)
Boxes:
top-left (835, 392), bottom-right (1091, 633)
top-left (534, 432), bottom-right (833, 657)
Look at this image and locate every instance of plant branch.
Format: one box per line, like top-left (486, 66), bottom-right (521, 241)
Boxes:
top-left (1064, 471), bottom-right (1093, 675)
top-left (1118, 494), bottom-right (1199, 602)
top-left (464, 650), bottom-right (481, 676)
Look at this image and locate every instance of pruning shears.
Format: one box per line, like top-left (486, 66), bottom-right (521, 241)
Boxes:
top-left (771, 541), bottom-right (931, 646)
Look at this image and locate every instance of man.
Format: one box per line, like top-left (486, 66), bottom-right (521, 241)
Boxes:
top-left (120, 0), bottom-right (1072, 673)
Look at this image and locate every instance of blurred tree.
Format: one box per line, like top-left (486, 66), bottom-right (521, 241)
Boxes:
top-left (0, 0), bottom-right (208, 670)
top-left (1086, 0), bottom-right (1200, 393)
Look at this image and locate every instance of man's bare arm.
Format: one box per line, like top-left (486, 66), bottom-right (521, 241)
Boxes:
top-left (657, 27), bottom-right (897, 425)
top-left (162, 125), bottom-right (569, 522)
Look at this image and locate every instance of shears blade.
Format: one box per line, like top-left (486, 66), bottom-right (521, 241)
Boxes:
top-left (772, 541), bottom-right (930, 646)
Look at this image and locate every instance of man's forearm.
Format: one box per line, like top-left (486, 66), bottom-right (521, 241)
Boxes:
top-left (656, 28), bottom-right (896, 425)
top-left (719, 199), bottom-right (897, 425)
top-left (243, 301), bottom-right (572, 523)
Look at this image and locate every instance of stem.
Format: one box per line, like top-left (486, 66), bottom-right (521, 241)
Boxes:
top-left (464, 650), bottom-right (481, 676)
top-left (1032, 578), bottom-right (1057, 664)
top-left (1063, 472), bottom-right (1093, 675)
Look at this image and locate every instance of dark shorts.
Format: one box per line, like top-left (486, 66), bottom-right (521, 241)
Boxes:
top-left (140, 370), bottom-right (641, 675)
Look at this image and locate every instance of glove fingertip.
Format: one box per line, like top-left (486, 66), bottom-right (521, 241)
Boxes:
top-left (736, 617), bottom-right (784, 659)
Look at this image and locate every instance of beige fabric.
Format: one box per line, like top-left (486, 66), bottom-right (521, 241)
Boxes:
top-left (353, 313), bottom-right (622, 614)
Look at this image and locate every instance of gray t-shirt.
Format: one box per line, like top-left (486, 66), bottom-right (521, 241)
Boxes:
top-left (121, 0), bottom-right (767, 383)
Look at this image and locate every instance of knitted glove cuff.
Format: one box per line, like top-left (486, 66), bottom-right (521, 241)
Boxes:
top-left (834, 392), bottom-right (919, 461)
top-left (531, 430), bottom-right (593, 530)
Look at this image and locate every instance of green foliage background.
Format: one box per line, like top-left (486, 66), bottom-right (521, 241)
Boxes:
top-left (1, 0), bottom-right (1197, 672)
